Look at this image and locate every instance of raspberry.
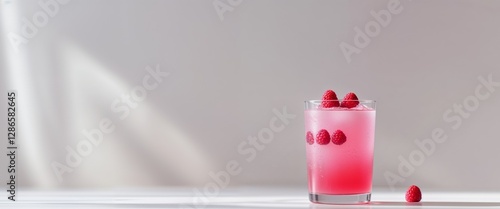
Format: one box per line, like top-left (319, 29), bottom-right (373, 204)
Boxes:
top-left (321, 90), bottom-right (340, 108)
top-left (315, 129), bottom-right (330, 145)
top-left (340, 92), bottom-right (359, 108)
top-left (331, 130), bottom-right (347, 145)
top-left (306, 131), bottom-right (314, 145)
top-left (405, 185), bottom-right (422, 202)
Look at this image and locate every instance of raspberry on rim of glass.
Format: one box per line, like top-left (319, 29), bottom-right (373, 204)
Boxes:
top-left (340, 92), bottom-right (360, 108)
top-left (321, 90), bottom-right (340, 108)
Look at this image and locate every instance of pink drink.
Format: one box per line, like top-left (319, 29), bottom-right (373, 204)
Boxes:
top-left (304, 101), bottom-right (376, 204)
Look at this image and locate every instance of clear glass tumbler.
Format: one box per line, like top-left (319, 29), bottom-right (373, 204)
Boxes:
top-left (304, 100), bottom-right (376, 204)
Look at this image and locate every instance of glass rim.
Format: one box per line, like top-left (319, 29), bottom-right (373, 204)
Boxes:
top-left (305, 100), bottom-right (376, 103)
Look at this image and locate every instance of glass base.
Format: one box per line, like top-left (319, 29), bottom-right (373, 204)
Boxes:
top-left (309, 193), bottom-right (371, 204)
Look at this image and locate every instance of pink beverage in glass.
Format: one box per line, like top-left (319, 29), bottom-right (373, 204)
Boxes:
top-left (304, 100), bottom-right (376, 204)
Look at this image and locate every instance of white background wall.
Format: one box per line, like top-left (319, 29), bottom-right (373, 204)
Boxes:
top-left (1, 0), bottom-right (500, 191)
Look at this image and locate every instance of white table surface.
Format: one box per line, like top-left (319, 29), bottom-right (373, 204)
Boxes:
top-left (1, 187), bottom-right (499, 208)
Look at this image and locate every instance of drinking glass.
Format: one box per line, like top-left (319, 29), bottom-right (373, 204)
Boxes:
top-left (304, 100), bottom-right (376, 204)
